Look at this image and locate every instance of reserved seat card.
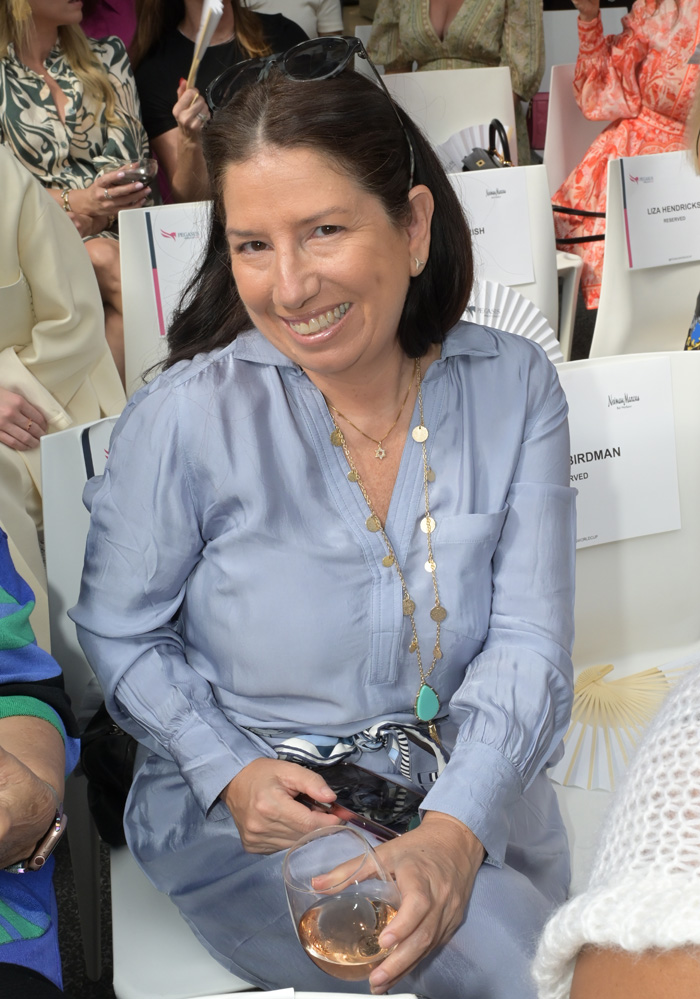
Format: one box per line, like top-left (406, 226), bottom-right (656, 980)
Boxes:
top-left (619, 151), bottom-right (700, 270)
top-left (449, 168), bottom-right (534, 287)
top-left (558, 355), bottom-right (681, 549)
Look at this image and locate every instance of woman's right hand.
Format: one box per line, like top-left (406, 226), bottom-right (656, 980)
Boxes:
top-left (173, 79), bottom-right (211, 144)
top-left (222, 758), bottom-right (342, 853)
top-left (571, 0), bottom-right (599, 21)
top-left (0, 388), bottom-right (47, 451)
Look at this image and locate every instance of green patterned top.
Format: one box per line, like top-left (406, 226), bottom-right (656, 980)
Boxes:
top-left (368, 0), bottom-right (544, 101)
top-left (0, 35), bottom-right (148, 192)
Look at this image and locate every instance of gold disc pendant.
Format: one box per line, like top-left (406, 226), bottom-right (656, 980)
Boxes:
top-left (403, 597), bottom-right (416, 616)
top-left (420, 516), bottom-right (436, 534)
top-left (412, 425), bottom-right (429, 443)
top-left (430, 605), bottom-right (447, 622)
top-left (366, 515), bottom-right (381, 533)
top-left (330, 429), bottom-right (343, 446)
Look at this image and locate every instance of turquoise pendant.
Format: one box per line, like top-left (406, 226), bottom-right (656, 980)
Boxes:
top-left (415, 683), bottom-right (439, 722)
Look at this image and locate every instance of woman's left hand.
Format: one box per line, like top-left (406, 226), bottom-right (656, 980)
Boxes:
top-left (370, 812), bottom-right (485, 994)
top-left (173, 79), bottom-right (211, 143)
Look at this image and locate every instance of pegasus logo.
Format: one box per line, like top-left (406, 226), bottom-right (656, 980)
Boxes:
top-left (161, 229), bottom-right (177, 241)
top-left (629, 175), bottom-right (639, 184)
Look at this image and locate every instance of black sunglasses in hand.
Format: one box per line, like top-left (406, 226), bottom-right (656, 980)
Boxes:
top-left (205, 35), bottom-right (415, 188)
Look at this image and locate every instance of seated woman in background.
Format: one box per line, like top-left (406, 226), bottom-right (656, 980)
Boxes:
top-left (368, 0), bottom-right (544, 164)
top-left (130, 0), bottom-right (307, 202)
top-left (72, 40), bottom-right (575, 998)
top-left (553, 0), bottom-right (700, 311)
top-left (0, 0), bottom-right (151, 382)
top-left (0, 146), bottom-right (125, 650)
top-left (533, 664), bottom-right (700, 999)
top-left (253, 1), bottom-right (343, 39)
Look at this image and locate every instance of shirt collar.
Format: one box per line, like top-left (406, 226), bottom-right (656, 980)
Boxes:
top-left (6, 39), bottom-right (64, 71)
top-left (230, 320), bottom-right (500, 369)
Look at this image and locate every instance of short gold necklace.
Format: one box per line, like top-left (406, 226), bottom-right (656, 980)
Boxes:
top-left (329, 357), bottom-right (446, 742)
top-left (328, 362), bottom-right (415, 460)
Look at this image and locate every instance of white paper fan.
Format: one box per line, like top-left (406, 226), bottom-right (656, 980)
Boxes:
top-left (186, 0), bottom-right (224, 88)
top-left (436, 124), bottom-right (492, 174)
top-left (464, 280), bottom-right (563, 363)
top-left (549, 656), bottom-right (695, 791)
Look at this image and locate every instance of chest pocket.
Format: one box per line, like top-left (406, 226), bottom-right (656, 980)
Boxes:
top-left (432, 507), bottom-right (508, 642)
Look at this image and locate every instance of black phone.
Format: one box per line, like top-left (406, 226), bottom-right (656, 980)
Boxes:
top-left (297, 761), bottom-right (425, 841)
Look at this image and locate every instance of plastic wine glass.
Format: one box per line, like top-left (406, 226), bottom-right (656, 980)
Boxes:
top-left (114, 158), bottom-right (159, 186)
top-left (283, 825), bottom-right (401, 982)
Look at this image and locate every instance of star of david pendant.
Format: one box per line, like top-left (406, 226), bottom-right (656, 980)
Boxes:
top-left (375, 445), bottom-right (386, 460)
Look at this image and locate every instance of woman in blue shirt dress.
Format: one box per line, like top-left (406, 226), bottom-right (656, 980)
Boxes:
top-left (72, 40), bottom-right (576, 998)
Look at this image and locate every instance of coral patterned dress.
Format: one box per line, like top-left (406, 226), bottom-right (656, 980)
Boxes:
top-left (552, 0), bottom-right (700, 309)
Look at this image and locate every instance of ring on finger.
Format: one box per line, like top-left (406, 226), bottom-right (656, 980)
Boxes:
top-left (196, 112), bottom-right (208, 124)
top-left (104, 188), bottom-right (112, 201)
top-left (26, 419), bottom-right (33, 431)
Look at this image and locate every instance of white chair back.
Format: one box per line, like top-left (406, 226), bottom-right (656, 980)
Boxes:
top-left (120, 201), bottom-right (210, 398)
top-left (450, 164), bottom-right (558, 332)
top-left (553, 350), bottom-right (700, 892)
top-left (590, 156), bottom-right (700, 357)
top-left (41, 419), bottom-right (251, 998)
top-left (543, 63), bottom-right (610, 197)
top-left (383, 66), bottom-right (518, 161)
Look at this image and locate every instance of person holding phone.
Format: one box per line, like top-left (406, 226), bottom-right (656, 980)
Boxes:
top-left (0, 529), bottom-right (80, 998)
top-left (72, 39), bottom-right (576, 998)
top-left (0, 0), bottom-right (152, 382)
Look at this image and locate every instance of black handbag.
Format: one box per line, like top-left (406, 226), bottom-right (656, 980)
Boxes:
top-left (80, 702), bottom-right (137, 847)
top-left (462, 119), bottom-right (513, 171)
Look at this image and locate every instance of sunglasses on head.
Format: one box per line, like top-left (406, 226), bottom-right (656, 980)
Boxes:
top-left (205, 35), bottom-right (416, 188)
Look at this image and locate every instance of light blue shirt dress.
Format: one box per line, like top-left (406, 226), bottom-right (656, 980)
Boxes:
top-left (72, 320), bottom-right (576, 997)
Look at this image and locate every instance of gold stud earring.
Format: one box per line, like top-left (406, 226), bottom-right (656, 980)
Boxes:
top-left (414, 257), bottom-right (425, 271)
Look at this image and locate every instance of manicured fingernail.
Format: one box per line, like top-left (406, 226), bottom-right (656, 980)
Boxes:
top-left (116, 171), bottom-right (125, 178)
top-left (179, 77), bottom-right (186, 86)
top-left (134, 182), bottom-right (144, 190)
top-left (379, 931), bottom-right (396, 948)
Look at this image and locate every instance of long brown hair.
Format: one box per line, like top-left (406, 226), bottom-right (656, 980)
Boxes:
top-left (0, 0), bottom-right (121, 121)
top-left (165, 69), bottom-right (473, 368)
top-left (131, 0), bottom-right (270, 69)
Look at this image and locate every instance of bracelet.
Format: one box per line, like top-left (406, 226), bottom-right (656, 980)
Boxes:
top-left (60, 189), bottom-right (72, 213)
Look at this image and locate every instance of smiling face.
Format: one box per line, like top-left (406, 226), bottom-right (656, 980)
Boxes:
top-left (222, 144), bottom-right (432, 389)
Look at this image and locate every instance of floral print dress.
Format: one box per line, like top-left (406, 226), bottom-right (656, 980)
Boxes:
top-left (0, 35), bottom-right (148, 239)
top-left (552, 0), bottom-right (700, 309)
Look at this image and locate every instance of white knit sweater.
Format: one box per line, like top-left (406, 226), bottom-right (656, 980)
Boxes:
top-left (533, 665), bottom-right (700, 999)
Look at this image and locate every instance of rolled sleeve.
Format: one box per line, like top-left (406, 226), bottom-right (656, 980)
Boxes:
top-left (422, 355), bottom-right (576, 865)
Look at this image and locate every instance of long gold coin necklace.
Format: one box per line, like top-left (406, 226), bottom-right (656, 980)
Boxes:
top-left (328, 363), bottom-right (415, 460)
top-left (329, 357), bottom-right (446, 743)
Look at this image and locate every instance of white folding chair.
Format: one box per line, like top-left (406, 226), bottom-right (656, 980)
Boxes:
top-left (589, 157), bottom-right (700, 357)
top-left (450, 164), bottom-right (559, 334)
top-left (382, 66), bottom-right (518, 161)
top-left (543, 63), bottom-right (610, 198)
top-left (119, 201), bottom-right (211, 399)
top-left (552, 350), bottom-right (700, 892)
top-left (41, 420), bottom-right (251, 998)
